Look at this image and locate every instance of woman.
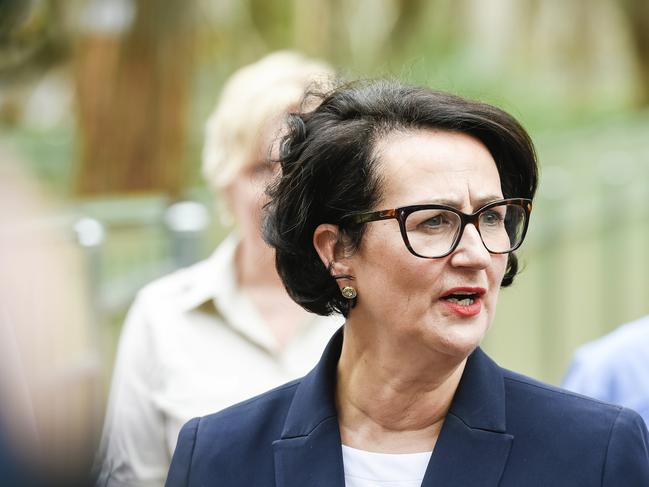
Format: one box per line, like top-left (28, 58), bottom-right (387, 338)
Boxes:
top-left (95, 52), bottom-right (341, 486)
top-left (166, 81), bottom-right (649, 486)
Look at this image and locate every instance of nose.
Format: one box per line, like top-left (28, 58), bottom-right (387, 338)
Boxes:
top-left (449, 224), bottom-right (491, 269)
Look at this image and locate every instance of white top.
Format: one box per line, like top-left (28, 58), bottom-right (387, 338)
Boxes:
top-left (342, 445), bottom-right (433, 487)
top-left (96, 235), bottom-right (342, 486)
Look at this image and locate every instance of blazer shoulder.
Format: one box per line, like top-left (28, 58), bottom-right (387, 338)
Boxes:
top-left (496, 369), bottom-right (649, 485)
top-left (502, 368), bottom-right (623, 424)
top-left (195, 378), bottom-right (301, 439)
top-left (166, 417), bottom-right (200, 487)
top-left (167, 379), bottom-right (302, 486)
top-left (603, 406), bottom-right (649, 484)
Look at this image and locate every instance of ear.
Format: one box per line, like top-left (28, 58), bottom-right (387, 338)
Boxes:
top-left (313, 223), bottom-right (354, 279)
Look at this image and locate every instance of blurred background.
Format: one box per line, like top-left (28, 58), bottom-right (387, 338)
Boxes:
top-left (1, 0), bottom-right (648, 473)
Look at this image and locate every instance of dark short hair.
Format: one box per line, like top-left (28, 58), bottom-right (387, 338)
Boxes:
top-left (263, 80), bottom-right (538, 316)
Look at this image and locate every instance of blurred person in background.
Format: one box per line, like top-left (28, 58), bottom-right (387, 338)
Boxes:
top-left (563, 314), bottom-right (649, 425)
top-left (95, 51), bottom-right (341, 486)
top-left (0, 148), bottom-right (100, 487)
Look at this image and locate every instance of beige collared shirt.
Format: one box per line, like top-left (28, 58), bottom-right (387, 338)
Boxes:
top-left (96, 235), bottom-right (342, 486)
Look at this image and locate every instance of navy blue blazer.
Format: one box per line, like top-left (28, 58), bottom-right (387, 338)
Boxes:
top-left (166, 328), bottom-right (649, 486)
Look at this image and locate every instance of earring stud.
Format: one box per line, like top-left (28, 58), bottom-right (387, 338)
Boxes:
top-left (341, 286), bottom-right (357, 299)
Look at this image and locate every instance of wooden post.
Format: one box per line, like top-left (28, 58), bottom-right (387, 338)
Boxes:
top-left (74, 0), bottom-right (195, 196)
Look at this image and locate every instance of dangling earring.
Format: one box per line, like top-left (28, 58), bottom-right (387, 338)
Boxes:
top-left (341, 286), bottom-right (357, 299)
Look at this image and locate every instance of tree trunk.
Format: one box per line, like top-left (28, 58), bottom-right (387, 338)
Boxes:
top-left (74, 0), bottom-right (194, 196)
top-left (619, 0), bottom-right (649, 106)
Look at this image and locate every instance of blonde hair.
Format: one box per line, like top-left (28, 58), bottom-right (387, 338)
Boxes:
top-left (202, 51), bottom-right (334, 190)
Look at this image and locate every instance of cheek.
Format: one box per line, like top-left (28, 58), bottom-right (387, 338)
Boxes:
top-left (487, 255), bottom-right (508, 297)
top-left (494, 254), bottom-right (508, 279)
top-left (235, 181), bottom-right (266, 215)
top-left (356, 236), bottom-right (441, 301)
top-left (354, 226), bottom-right (407, 284)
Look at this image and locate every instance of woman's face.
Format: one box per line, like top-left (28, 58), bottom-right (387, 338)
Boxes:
top-left (224, 123), bottom-right (280, 242)
top-left (347, 129), bottom-right (508, 359)
top-left (225, 159), bottom-right (276, 237)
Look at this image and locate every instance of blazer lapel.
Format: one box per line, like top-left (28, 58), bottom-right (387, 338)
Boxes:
top-left (422, 415), bottom-right (513, 486)
top-left (273, 417), bottom-right (345, 487)
top-left (273, 327), bottom-right (346, 487)
top-left (422, 348), bottom-right (513, 487)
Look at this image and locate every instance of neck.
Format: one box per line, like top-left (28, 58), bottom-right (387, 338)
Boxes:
top-left (336, 322), bottom-right (467, 452)
top-left (234, 236), bottom-right (310, 349)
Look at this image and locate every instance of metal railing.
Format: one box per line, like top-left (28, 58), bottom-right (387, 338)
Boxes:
top-left (72, 196), bottom-right (221, 327)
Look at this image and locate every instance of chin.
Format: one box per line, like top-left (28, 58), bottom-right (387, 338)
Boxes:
top-left (429, 320), bottom-right (490, 359)
top-left (438, 339), bottom-right (481, 360)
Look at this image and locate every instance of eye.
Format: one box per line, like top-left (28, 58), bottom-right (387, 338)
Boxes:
top-left (409, 210), bottom-right (455, 232)
top-left (246, 162), bottom-right (277, 181)
top-left (480, 209), bottom-right (504, 226)
top-left (252, 162), bottom-right (272, 174)
top-left (422, 214), bottom-right (447, 228)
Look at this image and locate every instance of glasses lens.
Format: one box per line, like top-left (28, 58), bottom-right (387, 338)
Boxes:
top-left (404, 209), bottom-right (462, 257)
top-left (479, 203), bottom-right (527, 253)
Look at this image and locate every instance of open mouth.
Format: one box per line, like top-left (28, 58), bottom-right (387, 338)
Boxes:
top-left (442, 292), bottom-right (480, 306)
top-left (440, 287), bottom-right (487, 306)
top-left (439, 288), bottom-right (486, 316)
top-left (441, 292), bottom-right (479, 306)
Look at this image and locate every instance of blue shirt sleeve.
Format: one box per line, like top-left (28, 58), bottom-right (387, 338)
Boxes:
top-left (562, 353), bottom-right (613, 399)
top-left (562, 319), bottom-right (649, 426)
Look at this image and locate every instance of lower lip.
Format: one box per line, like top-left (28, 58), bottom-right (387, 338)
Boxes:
top-left (441, 298), bottom-right (482, 317)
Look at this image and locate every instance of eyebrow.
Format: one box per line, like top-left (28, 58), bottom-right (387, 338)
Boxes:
top-left (409, 195), bottom-right (504, 209)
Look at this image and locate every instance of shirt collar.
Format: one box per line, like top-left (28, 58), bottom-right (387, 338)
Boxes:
top-left (172, 233), bottom-right (239, 312)
top-left (175, 234), bottom-right (280, 352)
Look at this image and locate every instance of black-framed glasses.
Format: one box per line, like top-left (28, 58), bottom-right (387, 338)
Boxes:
top-left (345, 198), bottom-right (532, 259)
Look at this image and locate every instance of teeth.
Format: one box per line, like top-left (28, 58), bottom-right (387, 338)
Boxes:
top-left (447, 298), bottom-right (474, 306)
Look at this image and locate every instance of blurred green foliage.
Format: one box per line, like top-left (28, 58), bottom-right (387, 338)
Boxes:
top-left (1, 0), bottom-right (648, 384)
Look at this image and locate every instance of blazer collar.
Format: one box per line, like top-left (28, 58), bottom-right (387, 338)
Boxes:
top-left (422, 347), bottom-right (513, 486)
top-left (273, 327), bottom-right (345, 487)
top-left (448, 346), bottom-right (508, 432)
top-left (273, 327), bottom-right (513, 487)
